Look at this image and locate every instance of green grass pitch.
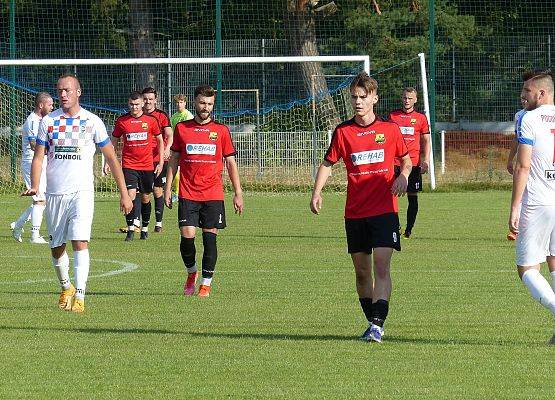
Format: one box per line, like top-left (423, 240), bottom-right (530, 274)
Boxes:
top-left (0, 191), bottom-right (553, 399)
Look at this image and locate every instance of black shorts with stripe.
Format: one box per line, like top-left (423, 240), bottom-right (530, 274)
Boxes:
top-left (344, 212), bottom-right (401, 254)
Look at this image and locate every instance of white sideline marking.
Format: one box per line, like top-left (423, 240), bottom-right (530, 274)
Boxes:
top-left (1, 256), bottom-right (139, 285)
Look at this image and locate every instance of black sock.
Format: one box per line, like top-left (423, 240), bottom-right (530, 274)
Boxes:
top-left (154, 195), bottom-right (164, 223)
top-left (141, 201), bottom-right (151, 228)
top-left (406, 195), bottom-right (418, 232)
top-left (371, 299), bottom-right (389, 327)
top-left (133, 196), bottom-right (141, 224)
top-left (180, 237), bottom-right (196, 268)
top-left (125, 207), bottom-right (135, 228)
top-left (358, 298), bottom-right (373, 322)
top-left (202, 232), bottom-right (217, 279)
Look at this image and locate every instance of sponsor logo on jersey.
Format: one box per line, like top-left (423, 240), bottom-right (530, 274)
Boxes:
top-left (142, 122), bottom-right (148, 129)
top-left (194, 128), bottom-right (210, 133)
top-left (55, 146), bottom-right (81, 153)
top-left (54, 145), bottom-right (82, 160)
top-left (375, 133), bottom-right (385, 144)
top-left (186, 143), bottom-right (217, 155)
top-left (357, 130), bottom-right (373, 137)
top-left (545, 170), bottom-right (555, 180)
top-left (400, 126), bottom-right (415, 136)
top-left (350, 149), bottom-right (384, 165)
top-left (410, 118), bottom-right (417, 125)
top-left (126, 132), bottom-right (148, 141)
top-left (209, 132), bottom-right (218, 141)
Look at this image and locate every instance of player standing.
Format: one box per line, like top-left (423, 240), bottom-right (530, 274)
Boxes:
top-left (509, 69), bottom-right (555, 344)
top-left (105, 91), bottom-right (163, 241)
top-left (388, 87), bottom-right (430, 238)
top-left (11, 92), bottom-right (53, 243)
top-left (169, 94), bottom-right (194, 202)
top-left (164, 85), bottom-right (243, 297)
top-left (143, 87), bottom-right (173, 233)
top-left (23, 74), bottom-right (132, 313)
top-left (310, 72), bottom-right (412, 342)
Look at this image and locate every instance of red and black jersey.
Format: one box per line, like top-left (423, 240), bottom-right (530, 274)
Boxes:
top-left (388, 109), bottom-right (429, 166)
top-left (147, 108), bottom-right (171, 163)
top-left (172, 119), bottom-right (237, 201)
top-left (112, 113), bottom-right (161, 170)
top-left (325, 117), bottom-right (408, 219)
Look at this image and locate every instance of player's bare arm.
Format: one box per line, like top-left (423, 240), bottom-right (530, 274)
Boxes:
top-left (101, 143), bottom-right (133, 214)
top-left (506, 137), bottom-right (518, 175)
top-left (225, 155), bottom-right (244, 215)
top-left (164, 150), bottom-right (180, 208)
top-left (103, 137), bottom-right (119, 175)
top-left (391, 154), bottom-right (411, 197)
top-left (310, 160), bottom-right (332, 215)
top-left (22, 143), bottom-right (45, 196)
top-left (419, 134), bottom-right (431, 173)
top-left (154, 134), bottom-right (164, 177)
top-left (163, 126), bottom-right (173, 161)
top-left (509, 143), bottom-right (532, 233)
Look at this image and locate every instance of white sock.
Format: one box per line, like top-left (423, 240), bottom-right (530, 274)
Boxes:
top-left (155, 221), bottom-right (162, 228)
top-left (15, 205), bottom-right (33, 228)
top-left (141, 226), bottom-right (148, 232)
top-left (52, 252), bottom-right (71, 290)
top-left (133, 218), bottom-right (140, 228)
top-left (73, 249), bottom-right (90, 300)
top-left (550, 271), bottom-right (555, 292)
top-left (187, 264), bottom-right (197, 274)
top-left (30, 204), bottom-right (45, 239)
top-left (201, 277), bottom-right (212, 286)
top-left (522, 269), bottom-right (555, 317)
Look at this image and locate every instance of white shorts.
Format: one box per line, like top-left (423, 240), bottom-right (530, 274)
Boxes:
top-left (516, 204), bottom-right (555, 266)
top-left (21, 160), bottom-right (46, 202)
top-left (45, 191), bottom-right (94, 248)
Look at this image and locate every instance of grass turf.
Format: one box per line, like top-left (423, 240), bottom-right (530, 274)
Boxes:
top-left (0, 191), bottom-right (553, 399)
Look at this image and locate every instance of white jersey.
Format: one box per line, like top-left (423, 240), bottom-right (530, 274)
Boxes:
top-left (21, 112), bottom-right (42, 162)
top-left (516, 104), bottom-right (555, 206)
top-left (514, 109), bottom-right (526, 133)
top-left (37, 107), bottom-right (110, 195)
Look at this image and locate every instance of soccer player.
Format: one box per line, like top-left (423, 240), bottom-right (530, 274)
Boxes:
top-left (164, 84), bottom-right (243, 297)
top-left (169, 94), bottom-right (194, 202)
top-left (11, 92), bottom-right (53, 244)
top-left (105, 91), bottom-right (163, 241)
top-left (508, 69), bottom-right (555, 344)
top-left (310, 72), bottom-right (412, 343)
top-left (22, 74), bottom-right (132, 313)
top-left (143, 87), bottom-right (173, 233)
top-left (388, 87), bottom-right (430, 238)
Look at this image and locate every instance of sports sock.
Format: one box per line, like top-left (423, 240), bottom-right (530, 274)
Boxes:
top-left (133, 196), bottom-right (141, 224)
top-left (141, 201), bottom-right (151, 228)
top-left (154, 195), bottom-right (164, 223)
top-left (201, 277), bottom-right (213, 286)
top-left (406, 195), bottom-right (418, 233)
top-left (30, 203), bottom-right (45, 239)
top-left (15, 205), bottom-right (33, 229)
top-left (125, 206), bottom-right (135, 228)
top-left (202, 232), bottom-right (217, 280)
top-left (359, 298), bottom-right (373, 322)
top-left (52, 252), bottom-right (71, 290)
top-left (550, 271), bottom-right (555, 292)
top-left (371, 299), bottom-right (389, 327)
top-left (73, 249), bottom-right (90, 300)
top-left (522, 269), bottom-right (555, 316)
top-left (180, 237), bottom-right (196, 269)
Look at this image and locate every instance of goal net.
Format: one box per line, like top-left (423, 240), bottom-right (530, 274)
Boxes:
top-left (0, 55), bottom-right (430, 194)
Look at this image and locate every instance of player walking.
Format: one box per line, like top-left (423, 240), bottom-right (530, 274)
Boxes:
top-left (388, 87), bottom-right (430, 238)
top-left (11, 92), bottom-right (53, 243)
top-left (509, 69), bottom-right (555, 344)
top-left (23, 74), bottom-right (132, 313)
top-left (310, 72), bottom-right (412, 342)
top-left (165, 85), bottom-right (243, 297)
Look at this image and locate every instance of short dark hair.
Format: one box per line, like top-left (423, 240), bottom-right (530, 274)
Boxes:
top-left (128, 91), bottom-right (143, 101)
top-left (141, 87), bottom-right (157, 97)
top-left (350, 72), bottom-right (378, 95)
top-left (194, 85), bottom-right (216, 98)
top-left (522, 68), bottom-right (553, 82)
top-left (34, 92), bottom-right (51, 107)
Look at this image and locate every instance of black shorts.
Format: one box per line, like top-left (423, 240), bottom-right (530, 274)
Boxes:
top-left (345, 212), bottom-right (401, 254)
top-left (153, 162), bottom-right (168, 188)
top-left (123, 168), bottom-right (154, 194)
top-left (395, 165), bottom-right (422, 193)
top-left (178, 199), bottom-right (226, 229)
